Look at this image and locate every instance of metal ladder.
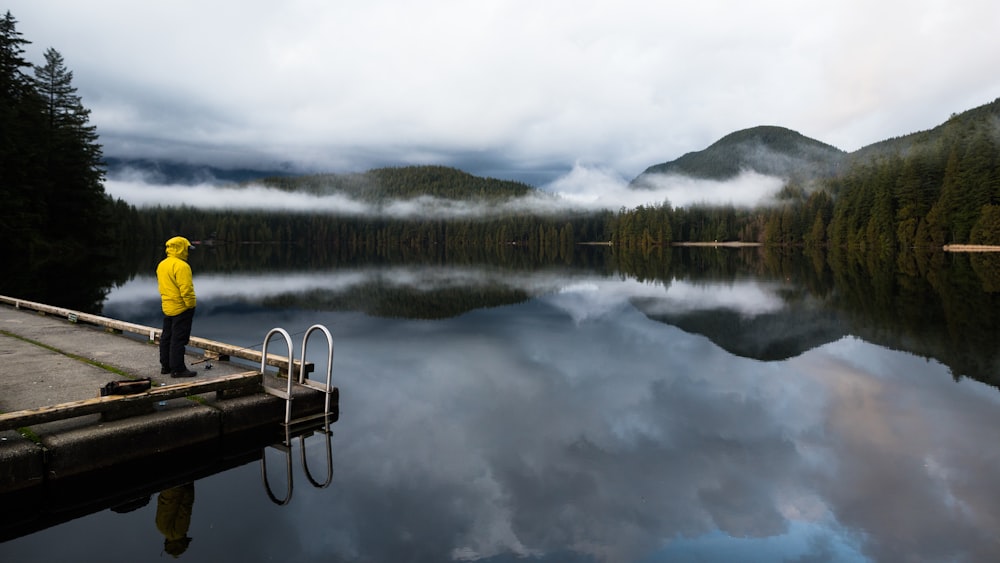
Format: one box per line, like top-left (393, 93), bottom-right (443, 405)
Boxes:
top-left (259, 325), bottom-right (336, 425)
top-left (258, 324), bottom-right (336, 505)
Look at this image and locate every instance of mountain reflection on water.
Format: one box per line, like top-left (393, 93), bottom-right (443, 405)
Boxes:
top-left (3, 248), bottom-right (1000, 562)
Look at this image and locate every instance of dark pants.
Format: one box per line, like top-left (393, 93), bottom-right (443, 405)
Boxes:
top-left (160, 308), bottom-right (195, 372)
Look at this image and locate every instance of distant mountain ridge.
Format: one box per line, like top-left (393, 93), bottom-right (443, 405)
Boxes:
top-left (631, 98), bottom-right (1000, 188)
top-left (849, 97), bottom-right (1000, 162)
top-left (104, 157), bottom-right (294, 185)
top-left (256, 165), bottom-right (537, 202)
top-left (631, 125), bottom-right (847, 187)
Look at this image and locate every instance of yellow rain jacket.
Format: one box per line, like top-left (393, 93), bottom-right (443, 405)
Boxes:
top-left (157, 237), bottom-right (197, 316)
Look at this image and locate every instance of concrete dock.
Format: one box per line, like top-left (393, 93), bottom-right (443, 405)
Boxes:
top-left (0, 297), bottom-right (338, 500)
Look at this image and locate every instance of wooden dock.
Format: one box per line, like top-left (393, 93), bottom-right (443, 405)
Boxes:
top-left (0, 296), bottom-right (338, 497)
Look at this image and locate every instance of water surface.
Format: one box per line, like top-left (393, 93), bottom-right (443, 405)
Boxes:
top-left (3, 255), bottom-right (999, 562)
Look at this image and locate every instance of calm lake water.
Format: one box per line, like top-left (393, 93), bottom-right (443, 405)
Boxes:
top-left (3, 248), bottom-right (1000, 562)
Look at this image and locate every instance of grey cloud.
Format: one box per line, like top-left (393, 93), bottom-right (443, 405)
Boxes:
top-left (6, 0), bottom-right (1000, 186)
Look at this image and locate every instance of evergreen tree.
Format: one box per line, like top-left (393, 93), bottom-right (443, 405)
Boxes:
top-left (0, 11), bottom-right (43, 250)
top-left (0, 11), bottom-right (31, 100)
top-left (0, 12), bottom-right (122, 306)
top-left (970, 205), bottom-right (1000, 245)
top-left (33, 47), bottom-right (108, 247)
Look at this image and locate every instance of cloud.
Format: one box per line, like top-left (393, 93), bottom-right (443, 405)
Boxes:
top-left (104, 178), bottom-right (370, 214)
top-left (6, 0), bottom-right (1000, 188)
top-left (546, 164), bottom-right (787, 208)
top-left (103, 176), bottom-right (574, 218)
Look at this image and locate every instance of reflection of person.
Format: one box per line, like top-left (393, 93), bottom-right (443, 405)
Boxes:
top-left (156, 482), bottom-right (195, 558)
top-left (157, 236), bottom-right (197, 377)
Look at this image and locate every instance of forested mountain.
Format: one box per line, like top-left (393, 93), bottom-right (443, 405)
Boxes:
top-left (254, 165), bottom-right (536, 202)
top-left (849, 100), bottom-right (1000, 163)
top-left (614, 98), bottom-right (1000, 250)
top-left (631, 125), bottom-right (846, 185)
top-left (825, 97), bottom-right (1000, 249)
top-left (104, 157), bottom-right (293, 185)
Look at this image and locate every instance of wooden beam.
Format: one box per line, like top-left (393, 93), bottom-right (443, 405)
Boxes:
top-left (0, 372), bottom-right (262, 432)
top-left (189, 336), bottom-right (314, 374)
top-left (0, 296), bottom-right (158, 340)
top-left (0, 296), bottom-right (312, 373)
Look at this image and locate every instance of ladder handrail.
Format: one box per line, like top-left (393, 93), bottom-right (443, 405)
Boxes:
top-left (261, 327), bottom-right (295, 425)
top-left (299, 324), bottom-right (335, 415)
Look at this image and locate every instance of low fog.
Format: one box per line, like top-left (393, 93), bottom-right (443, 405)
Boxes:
top-left (104, 163), bottom-right (788, 218)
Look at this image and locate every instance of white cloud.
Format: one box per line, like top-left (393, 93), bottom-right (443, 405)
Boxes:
top-left (104, 179), bottom-right (371, 214)
top-left (7, 0), bottom-right (1000, 186)
top-left (546, 164), bottom-right (787, 208)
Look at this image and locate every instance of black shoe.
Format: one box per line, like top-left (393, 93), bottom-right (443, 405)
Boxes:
top-left (160, 366), bottom-right (171, 375)
top-left (171, 369), bottom-right (197, 378)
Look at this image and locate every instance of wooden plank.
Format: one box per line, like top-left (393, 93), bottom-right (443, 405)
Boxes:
top-left (0, 296), bottom-right (312, 373)
top-left (0, 372), bottom-right (262, 431)
top-left (189, 335), bottom-right (314, 374)
top-left (0, 296), bottom-right (158, 340)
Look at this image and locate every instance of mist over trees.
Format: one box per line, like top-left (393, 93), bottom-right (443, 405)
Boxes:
top-left (257, 165), bottom-right (536, 202)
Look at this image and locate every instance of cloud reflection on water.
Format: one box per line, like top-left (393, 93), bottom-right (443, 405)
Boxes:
top-left (94, 267), bottom-right (1000, 562)
top-left (106, 267), bottom-right (786, 322)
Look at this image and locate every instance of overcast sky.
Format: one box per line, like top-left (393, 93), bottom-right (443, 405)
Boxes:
top-left (8, 0), bottom-right (1000, 191)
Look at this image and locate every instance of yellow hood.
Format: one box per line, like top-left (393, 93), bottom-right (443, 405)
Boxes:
top-left (165, 236), bottom-right (193, 261)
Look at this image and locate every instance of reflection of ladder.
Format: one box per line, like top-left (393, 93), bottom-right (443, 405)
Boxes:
top-left (261, 413), bottom-right (335, 505)
top-left (259, 325), bottom-right (336, 425)
top-left (259, 324), bottom-right (336, 505)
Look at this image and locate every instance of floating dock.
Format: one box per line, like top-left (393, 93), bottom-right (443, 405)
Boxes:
top-left (0, 296), bottom-right (338, 503)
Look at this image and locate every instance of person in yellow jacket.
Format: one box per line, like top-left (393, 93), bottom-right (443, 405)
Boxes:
top-left (156, 482), bottom-right (195, 558)
top-left (157, 236), bottom-right (198, 377)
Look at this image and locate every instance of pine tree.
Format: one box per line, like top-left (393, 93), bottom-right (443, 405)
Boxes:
top-left (32, 46), bottom-right (109, 248)
top-left (970, 204), bottom-right (1000, 245)
top-left (0, 11), bottom-right (44, 250)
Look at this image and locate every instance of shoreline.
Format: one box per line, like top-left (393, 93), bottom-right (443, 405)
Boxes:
top-left (942, 244), bottom-right (1000, 252)
top-left (577, 241), bottom-right (763, 247)
top-left (672, 241), bottom-right (763, 247)
top-left (580, 242), bottom-right (1000, 251)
